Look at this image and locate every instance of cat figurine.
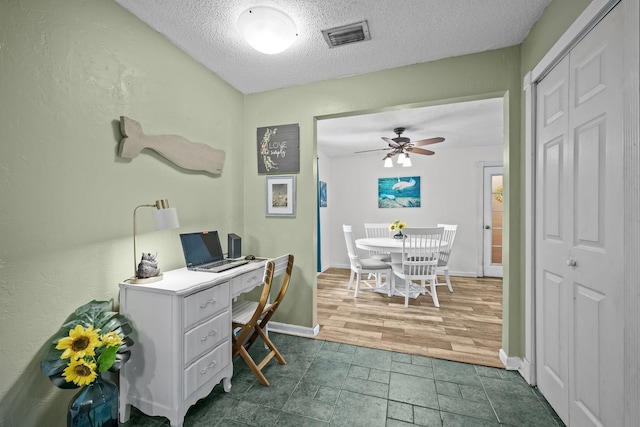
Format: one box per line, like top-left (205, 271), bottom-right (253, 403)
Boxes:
top-left (137, 252), bottom-right (160, 278)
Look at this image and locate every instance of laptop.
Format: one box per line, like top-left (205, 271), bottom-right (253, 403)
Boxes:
top-left (179, 231), bottom-right (248, 273)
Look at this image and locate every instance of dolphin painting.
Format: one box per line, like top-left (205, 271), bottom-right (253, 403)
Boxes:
top-left (392, 178), bottom-right (416, 192)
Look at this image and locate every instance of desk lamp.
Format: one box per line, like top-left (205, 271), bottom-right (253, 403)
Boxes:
top-left (129, 199), bottom-right (179, 284)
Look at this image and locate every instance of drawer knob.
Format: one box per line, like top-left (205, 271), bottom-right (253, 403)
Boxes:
top-left (200, 330), bottom-right (218, 341)
top-left (248, 275), bottom-right (258, 282)
top-left (200, 360), bottom-right (217, 375)
top-left (200, 298), bottom-right (216, 309)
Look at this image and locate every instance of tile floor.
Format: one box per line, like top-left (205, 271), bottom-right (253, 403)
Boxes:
top-left (122, 333), bottom-right (565, 426)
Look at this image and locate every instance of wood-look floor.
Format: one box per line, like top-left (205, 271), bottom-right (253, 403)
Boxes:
top-left (316, 268), bottom-right (504, 368)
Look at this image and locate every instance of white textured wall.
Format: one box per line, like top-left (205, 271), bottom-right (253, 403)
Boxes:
top-left (326, 144), bottom-right (502, 276)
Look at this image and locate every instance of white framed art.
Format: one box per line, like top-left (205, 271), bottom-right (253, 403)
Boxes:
top-left (265, 175), bottom-right (296, 217)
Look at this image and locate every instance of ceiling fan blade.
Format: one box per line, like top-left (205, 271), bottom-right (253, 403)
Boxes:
top-left (354, 147), bottom-right (392, 154)
top-left (407, 147), bottom-right (435, 155)
top-left (381, 137), bottom-right (401, 148)
top-left (412, 137), bottom-right (445, 146)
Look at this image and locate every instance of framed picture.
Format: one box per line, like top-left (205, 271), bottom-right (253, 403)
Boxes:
top-left (257, 123), bottom-right (300, 174)
top-left (266, 175), bottom-right (296, 217)
top-left (378, 176), bottom-right (421, 208)
top-left (319, 181), bottom-right (327, 207)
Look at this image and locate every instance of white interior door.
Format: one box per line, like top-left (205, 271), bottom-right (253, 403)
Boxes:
top-left (535, 5), bottom-right (624, 426)
top-left (483, 166), bottom-right (503, 277)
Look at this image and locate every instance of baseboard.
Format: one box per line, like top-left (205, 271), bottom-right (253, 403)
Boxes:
top-left (519, 357), bottom-right (534, 385)
top-left (268, 321), bottom-right (320, 338)
top-left (499, 348), bottom-right (522, 371)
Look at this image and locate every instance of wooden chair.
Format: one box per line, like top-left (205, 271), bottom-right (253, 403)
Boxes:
top-left (436, 223), bottom-right (458, 292)
top-left (391, 227), bottom-right (444, 307)
top-left (343, 225), bottom-right (392, 297)
top-left (231, 253), bottom-right (294, 386)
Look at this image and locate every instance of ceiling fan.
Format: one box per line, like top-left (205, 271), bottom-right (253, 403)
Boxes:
top-left (354, 127), bottom-right (445, 164)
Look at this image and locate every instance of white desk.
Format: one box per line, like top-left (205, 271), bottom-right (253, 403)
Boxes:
top-left (355, 237), bottom-right (447, 298)
top-left (118, 260), bottom-right (266, 427)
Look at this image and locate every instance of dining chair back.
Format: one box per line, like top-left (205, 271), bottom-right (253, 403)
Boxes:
top-left (231, 253), bottom-right (294, 386)
top-left (391, 226), bottom-right (444, 307)
top-left (363, 223), bottom-right (392, 262)
top-left (436, 224), bottom-right (458, 292)
top-left (343, 225), bottom-right (392, 297)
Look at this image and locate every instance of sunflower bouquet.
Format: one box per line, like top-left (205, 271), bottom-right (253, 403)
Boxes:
top-left (40, 300), bottom-right (133, 389)
top-left (389, 220), bottom-right (407, 235)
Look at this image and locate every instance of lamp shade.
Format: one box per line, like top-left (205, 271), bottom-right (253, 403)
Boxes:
top-left (384, 157), bottom-right (393, 168)
top-left (402, 155), bottom-right (412, 167)
top-left (153, 207), bottom-right (179, 231)
top-left (238, 6), bottom-right (297, 54)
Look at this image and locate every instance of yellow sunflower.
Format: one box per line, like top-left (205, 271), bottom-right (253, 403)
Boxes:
top-left (389, 220), bottom-right (407, 232)
top-left (62, 358), bottom-right (98, 386)
top-left (56, 325), bottom-right (101, 360)
top-left (100, 331), bottom-right (122, 348)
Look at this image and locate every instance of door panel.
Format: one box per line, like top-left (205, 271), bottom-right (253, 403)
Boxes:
top-left (483, 166), bottom-right (503, 277)
top-left (567, 6), bottom-right (623, 425)
top-left (536, 53), bottom-right (570, 424)
top-left (536, 5), bottom-right (623, 426)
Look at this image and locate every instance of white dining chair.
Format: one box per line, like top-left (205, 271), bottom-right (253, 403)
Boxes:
top-left (343, 225), bottom-right (392, 297)
top-left (391, 226), bottom-right (444, 307)
top-left (436, 224), bottom-right (458, 292)
top-left (363, 223), bottom-right (392, 262)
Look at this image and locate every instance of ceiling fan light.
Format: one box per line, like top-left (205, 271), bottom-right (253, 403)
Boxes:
top-left (403, 155), bottom-right (412, 167)
top-left (238, 7), bottom-right (297, 54)
top-left (397, 154), bottom-right (405, 164)
top-left (384, 157), bottom-right (393, 168)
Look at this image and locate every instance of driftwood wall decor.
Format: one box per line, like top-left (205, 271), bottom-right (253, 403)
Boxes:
top-left (118, 116), bottom-right (225, 175)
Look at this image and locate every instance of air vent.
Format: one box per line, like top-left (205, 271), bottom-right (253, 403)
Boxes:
top-left (322, 20), bottom-right (371, 48)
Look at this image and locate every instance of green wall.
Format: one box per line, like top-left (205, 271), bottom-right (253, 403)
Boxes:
top-left (0, 0), bottom-right (243, 425)
top-left (243, 48), bottom-right (523, 336)
top-left (0, 0), bottom-right (593, 424)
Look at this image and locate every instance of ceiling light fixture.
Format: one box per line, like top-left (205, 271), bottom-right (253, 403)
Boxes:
top-left (384, 156), bottom-right (393, 168)
top-left (402, 154), bottom-right (412, 167)
top-left (238, 6), bottom-right (297, 54)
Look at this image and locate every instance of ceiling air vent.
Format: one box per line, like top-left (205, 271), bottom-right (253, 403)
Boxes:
top-left (322, 20), bottom-right (371, 48)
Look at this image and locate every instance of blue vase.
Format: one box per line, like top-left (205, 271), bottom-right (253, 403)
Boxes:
top-left (67, 375), bottom-right (118, 427)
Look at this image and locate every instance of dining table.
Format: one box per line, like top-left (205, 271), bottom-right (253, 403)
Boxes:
top-left (355, 236), bottom-right (448, 298)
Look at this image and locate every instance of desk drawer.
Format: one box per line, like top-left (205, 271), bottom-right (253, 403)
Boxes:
top-left (184, 340), bottom-right (230, 400)
top-left (231, 270), bottom-right (264, 298)
top-left (184, 310), bottom-right (230, 366)
top-left (183, 282), bottom-right (230, 330)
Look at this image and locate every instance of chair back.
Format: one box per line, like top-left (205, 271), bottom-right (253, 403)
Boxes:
top-left (235, 260), bottom-right (275, 344)
top-left (364, 223), bottom-right (392, 257)
top-left (400, 227), bottom-right (444, 279)
top-left (342, 225), bottom-right (361, 270)
top-left (364, 223), bottom-right (391, 238)
top-left (264, 253), bottom-right (294, 316)
top-left (436, 224), bottom-right (458, 265)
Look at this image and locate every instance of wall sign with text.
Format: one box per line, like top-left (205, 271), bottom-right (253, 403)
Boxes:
top-left (257, 123), bottom-right (300, 174)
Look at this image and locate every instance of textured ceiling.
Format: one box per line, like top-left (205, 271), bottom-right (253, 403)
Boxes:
top-left (317, 97), bottom-right (504, 158)
top-left (114, 0), bottom-right (551, 94)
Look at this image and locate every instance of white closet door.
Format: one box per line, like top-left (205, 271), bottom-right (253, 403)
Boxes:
top-left (535, 5), bottom-right (624, 426)
top-left (535, 52), bottom-right (571, 423)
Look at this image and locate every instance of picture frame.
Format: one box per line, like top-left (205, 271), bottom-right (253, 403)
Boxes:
top-left (257, 123), bottom-right (300, 174)
top-left (319, 181), bottom-right (327, 207)
top-left (266, 175), bottom-right (296, 217)
top-left (378, 176), bottom-right (421, 208)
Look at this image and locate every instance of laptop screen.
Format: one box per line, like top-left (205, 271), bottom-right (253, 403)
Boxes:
top-left (179, 231), bottom-right (224, 268)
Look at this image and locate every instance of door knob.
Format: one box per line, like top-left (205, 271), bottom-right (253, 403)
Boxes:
top-left (485, 225), bottom-right (491, 229)
top-left (566, 258), bottom-right (577, 267)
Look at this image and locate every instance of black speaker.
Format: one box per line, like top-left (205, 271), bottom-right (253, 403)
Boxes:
top-left (228, 233), bottom-right (241, 259)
